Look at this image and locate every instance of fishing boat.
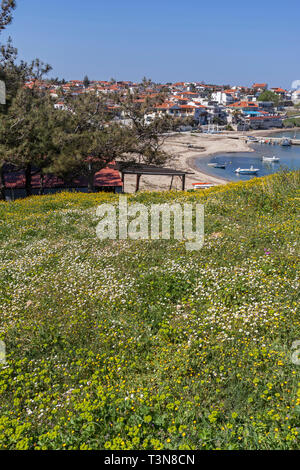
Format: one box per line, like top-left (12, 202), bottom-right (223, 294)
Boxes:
top-left (262, 156), bottom-right (280, 163)
top-left (235, 165), bottom-right (259, 175)
top-left (192, 182), bottom-right (215, 190)
top-left (207, 162), bottom-right (227, 169)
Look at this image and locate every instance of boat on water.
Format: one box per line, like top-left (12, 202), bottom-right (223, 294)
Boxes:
top-left (281, 138), bottom-right (291, 146)
top-left (262, 155), bottom-right (280, 163)
top-left (247, 136), bottom-right (259, 143)
top-left (207, 162), bottom-right (227, 169)
top-left (260, 139), bottom-right (271, 144)
top-left (235, 165), bottom-right (259, 175)
top-left (192, 182), bottom-right (215, 190)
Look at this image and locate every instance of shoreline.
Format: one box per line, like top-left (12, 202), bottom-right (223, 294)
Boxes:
top-left (186, 146), bottom-right (254, 183)
top-left (187, 155), bottom-right (231, 183)
top-left (248, 126), bottom-right (300, 136)
top-left (122, 127), bottom-right (300, 192)
top-left (159, 132), bottom-right (254, 188)
top-left (186, 152), bottom-right (251, 183)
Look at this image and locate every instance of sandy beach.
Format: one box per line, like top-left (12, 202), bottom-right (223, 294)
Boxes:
top-left (122, 127), bottom-right (300, 192)
top-left (122, 131), bottom-right (253, 192)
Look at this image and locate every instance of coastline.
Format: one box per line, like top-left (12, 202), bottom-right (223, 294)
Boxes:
top-left (187, 154), bottom-right (232, 183)
top-left (248, 126), bottom-right (300, 136)
top-left (123, 131), bottom-right (253, 192)
top-left (122, 127), bottom-right (300, 192)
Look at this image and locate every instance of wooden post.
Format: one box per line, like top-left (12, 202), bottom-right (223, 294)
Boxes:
top-left (0, 166), bottom-right (5, 201)
top-left (169, 175), bottom-right (174, 191)
top-left (136, 174), bottom-right (141, 192)
top-left (182, 174), bottom-right (186, 191)
top-left (25, 163), bottom-right (32, 197)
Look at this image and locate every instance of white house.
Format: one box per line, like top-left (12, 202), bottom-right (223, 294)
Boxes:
top-left (211, 91), bottom-right (235, 105)
top-left (153, 102), bottom-right (207, 124)
top-left (245, 114), bottom-right (283, 130)
top-left (291, 90), bottom-right (300, 104)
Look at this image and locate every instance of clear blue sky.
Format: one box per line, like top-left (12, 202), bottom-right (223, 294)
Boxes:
top-left (2, 0), bottom-right (300, 88)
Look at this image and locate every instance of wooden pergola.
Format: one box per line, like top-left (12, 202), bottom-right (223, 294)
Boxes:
top-left (116, 162), bottom-right (194, 192)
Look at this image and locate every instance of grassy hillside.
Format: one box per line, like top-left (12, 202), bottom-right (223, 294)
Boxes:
top-left (0, 171), bottom-right (299, 450)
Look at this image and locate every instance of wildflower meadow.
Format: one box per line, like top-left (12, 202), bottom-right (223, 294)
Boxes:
top-left (0, 170), bottom-right (299, 450)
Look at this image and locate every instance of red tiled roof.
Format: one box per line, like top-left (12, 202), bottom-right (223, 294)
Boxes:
top-left (270, 88), bottom-right (287, 93)
top-left (156, 102), bottom-right (174, 109)
top-left (179, 92), bottom-right (199, 95)
top-left (228, 101), bottom-right (259, 108)
top-left (178, 105), bottom-right (197, 109)
top-left (173, 97), bottom-right (189, 101)
top-left (4, 165), bottom-right (123, 189)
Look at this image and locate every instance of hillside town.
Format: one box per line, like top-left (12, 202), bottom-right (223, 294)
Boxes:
top-left (0, 76), bottom-right (298, 199)
top-left (1, 0), bottom-right (300, 455)
top-left (25, 78), bottom-right (300, 131)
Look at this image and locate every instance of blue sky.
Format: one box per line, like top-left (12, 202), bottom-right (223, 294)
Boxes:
top-left (2, 0), bottom-right (300, 88)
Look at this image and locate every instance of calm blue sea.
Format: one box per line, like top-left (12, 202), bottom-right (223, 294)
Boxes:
top-left (194, 130), bottom-right (300, 181)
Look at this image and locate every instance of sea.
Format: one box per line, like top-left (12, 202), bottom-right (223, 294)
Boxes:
top-left (194, 130), bottom-right (300, 181)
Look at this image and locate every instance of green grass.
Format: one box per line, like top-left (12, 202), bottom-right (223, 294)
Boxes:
top-left (283, 117), bottom-right (300, 127)
top-left (0, 170), bottom-right (299, 450)
top-left (285, 107), bottom-right (300, 117)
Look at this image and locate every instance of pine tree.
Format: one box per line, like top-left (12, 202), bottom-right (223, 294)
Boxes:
top-left (49, 83), bottom-right (174, 193)
top-left (113, 84), bottom-right (173, 165)
top-left (83, 75), bottom-right (90, 88)
top-left (0, 0), bottom-right (16, 32)
top-left (49, 91), bottom-right (130, 192)
top-left (0, 86), bottom-right (70, 196)
top-left (0, 1), bottom-right (53, 198)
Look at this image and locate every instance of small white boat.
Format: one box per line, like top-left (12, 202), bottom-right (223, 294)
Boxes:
top-left (192, 182), bottom-right (214, 190)
top-left (262, 156), bottom-right (280, 163)
top-left (207, 162), bottom-right (227, 169)
top-left (235, 165), bottom-right (259, 175)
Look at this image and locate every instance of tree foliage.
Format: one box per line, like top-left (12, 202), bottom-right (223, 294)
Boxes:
top-left (0, 2), bottom-right (173, 199)
top-left (0, 0), bottom-right (16, 32)
top-left (48, 91), bottom-right (131, 192)
top-left (258, 90), bottom-right (280, 106)
top-left (0, 86), bottom-right (70, 195)
top-left (113, 86), bottom-right (172, 165)
top-left (83, 75), bottom-right (90, 88)
top-left (47, 86), bottom-right (174, 192)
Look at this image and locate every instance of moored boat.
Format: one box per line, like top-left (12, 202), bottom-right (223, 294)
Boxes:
top-left (281, 138), bottom-right (291, 146)
top-left (192, 182), bottom-right (215, 189)
top-left (246, 136), bottom-right (259, 143)
top-left (235, 165), bottom-right (259, 175)
top-left (262, 155), bottom-right (280, 163)
top-left (207, 162), bottom-right (227, 169)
